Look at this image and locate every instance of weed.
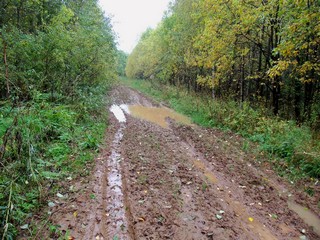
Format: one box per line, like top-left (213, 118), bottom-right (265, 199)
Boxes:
top-left (137, 174), bottom-right (148, 185)
top-left (304, 187), bottom-right (315, 196)
top-left (201, 181), bottom-right (208, 192)
top-left (242, 140), bottom-right (250, 153)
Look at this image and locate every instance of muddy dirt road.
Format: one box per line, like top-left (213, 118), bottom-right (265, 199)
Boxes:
top-left (45, 85), bottom-right (320, 240)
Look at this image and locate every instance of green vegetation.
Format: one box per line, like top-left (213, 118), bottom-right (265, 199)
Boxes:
top-left (126, 0), bottom-right (320, 128)
top-left (0, 0), bottom-right (118, 238)
top-left (117, 50), bottom-right (128, 77)
top-left (122, 77), bottom-right (320, 181)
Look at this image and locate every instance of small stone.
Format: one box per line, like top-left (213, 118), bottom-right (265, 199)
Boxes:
top-left (300, 235), bottom-right (307, 240)
top-left (301, 229), bottom-right (306, 234)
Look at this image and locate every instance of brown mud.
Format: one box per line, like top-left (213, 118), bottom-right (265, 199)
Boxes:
top-left (33, 85), bottom-right (320, 240)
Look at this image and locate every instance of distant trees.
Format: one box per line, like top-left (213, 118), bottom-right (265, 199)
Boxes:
top-left (0, 0), bottom-right (117, 103)
top-left (117, 50), bottom-right (128, 76)
top-left (126, 0), bottom-right (320, 127)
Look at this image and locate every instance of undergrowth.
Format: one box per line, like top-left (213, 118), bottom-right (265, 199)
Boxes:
top-left (122, 77), bottom-right (320, 181)
top-left (0, 85), bottom-right (109, 239)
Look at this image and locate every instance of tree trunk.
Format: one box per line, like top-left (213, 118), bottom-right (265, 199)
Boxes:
top-left (3, 40), bottom-right (10, 98)
top-left (304, 81), bottom-right (313, 120)
top-left (212, 65), bottom-right (216, 100)
top-left (272, 79), bottom-right (280, 115)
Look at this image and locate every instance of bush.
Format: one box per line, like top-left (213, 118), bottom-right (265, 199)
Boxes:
top-left (0, 86), bottom-right (109, 238)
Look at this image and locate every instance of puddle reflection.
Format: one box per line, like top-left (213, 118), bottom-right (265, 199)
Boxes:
top-left (288, 201), bottom-right (320, 236)
top-left (128, 105), bottom-right (192, 128)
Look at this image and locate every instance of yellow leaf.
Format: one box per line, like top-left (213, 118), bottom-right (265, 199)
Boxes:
top-left (248, 217), bottom-right (254, 222)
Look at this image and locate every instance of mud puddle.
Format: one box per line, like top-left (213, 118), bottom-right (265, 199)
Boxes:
top-left (107, 106), bottom-right (131, 239)
top-left (126, 105), bottom-right (192, 128)
top-left (193, 159), bottom-right (218, 184)
top-left (110, 105), bottom-right (126, 122)
top-left (288, 201), bottom-right (320, 236)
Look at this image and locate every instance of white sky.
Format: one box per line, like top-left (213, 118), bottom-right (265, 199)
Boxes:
top-left (99, 0), bottom-right (171, 53)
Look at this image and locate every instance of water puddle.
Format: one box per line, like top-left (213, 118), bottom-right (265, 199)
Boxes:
top-left (288, 201), bottom-right (320, 236)
top-left (193, 160), bottom-right (218, 184)
top-left (127, 105), bottom-right (191, 128)
top-left (204, 172), bottom-right (218, 184)
top-left (107, 107), bottom-right (131, 239)
top-left (110, 105), bottom-right (126, 122)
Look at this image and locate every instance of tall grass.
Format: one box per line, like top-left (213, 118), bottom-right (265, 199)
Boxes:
top-left (0, 85), bottom-right (109, 239)
top-left (122, 77), bottom-right (320, 181)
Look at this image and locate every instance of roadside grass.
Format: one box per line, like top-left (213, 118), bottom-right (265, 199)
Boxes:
top-left (0, 85), bottom-right (109, 239)
top-left (121, 77), bottom-right (320, 183)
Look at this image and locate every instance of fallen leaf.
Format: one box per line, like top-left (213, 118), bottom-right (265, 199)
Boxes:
top-left (248, 217), bottom-right (254, 222)
top-left (48, 202), bottom-right (55, 207)
top-left (57, 193), bottom-right (64, 198)
top-left (137, 217), bottom-right (145, 222)
top-left (20, 224), bottom-right (29, 230)
top-left (73, 211), bottom-right (78, 218)
top-left (216, 214), bottom-right (223, 220)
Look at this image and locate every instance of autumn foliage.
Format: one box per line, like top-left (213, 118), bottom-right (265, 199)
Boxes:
top-left (126, 0), bottom-right (320, 127)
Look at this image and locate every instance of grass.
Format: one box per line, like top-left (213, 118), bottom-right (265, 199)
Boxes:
top-left (0, 85), bottom-right (110, 239)
top-left (121, 77), bottom-right (320, 182)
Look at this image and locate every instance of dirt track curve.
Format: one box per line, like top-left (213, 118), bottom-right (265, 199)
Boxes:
top-left (41, 85), bottom-right (320, 240)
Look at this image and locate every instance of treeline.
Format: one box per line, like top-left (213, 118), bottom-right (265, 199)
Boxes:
top-left (0, 0), bottom-right (118, 238)
top-left (126, 0), bottom-right (320, 128)
top-left (0, 0), bottom-right (117, 102)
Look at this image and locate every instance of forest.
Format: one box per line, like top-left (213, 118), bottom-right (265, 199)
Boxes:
top-left (127, 0), bottom-right (320, 127)
top-left (1, 0), bottom-right (320, 238)
top-left (0, 0), bottom-right (119, 238)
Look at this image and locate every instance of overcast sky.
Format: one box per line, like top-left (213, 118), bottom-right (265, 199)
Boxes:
top-left (99, 0), bottom-right (171, 53)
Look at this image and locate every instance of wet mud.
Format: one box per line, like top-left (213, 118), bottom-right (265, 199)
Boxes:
top-left (38, 85), bottom-right (320, 240)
